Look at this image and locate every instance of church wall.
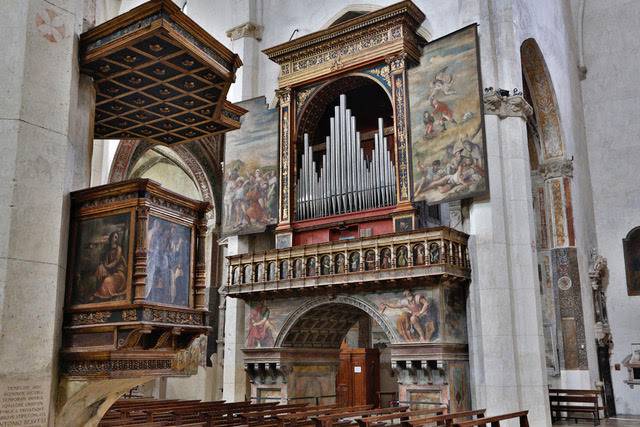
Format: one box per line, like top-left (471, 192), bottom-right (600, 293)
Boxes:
top-left (581, 1), bottom-right (640, 415)
top-left (512, 0), bottom-right (600, 390)
top-left (0, 1), bottom-right (96, 425)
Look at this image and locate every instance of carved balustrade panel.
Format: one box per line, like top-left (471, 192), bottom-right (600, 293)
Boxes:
top-left (225, 227), bottom-right (469, 296)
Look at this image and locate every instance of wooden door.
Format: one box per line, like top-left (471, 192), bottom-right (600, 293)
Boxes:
top-left (336, 347), bottom-right (380, 407)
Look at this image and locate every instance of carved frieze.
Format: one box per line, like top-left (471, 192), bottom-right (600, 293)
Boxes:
top-left (539, 158), bottom-right (573, 180)
top-left (226, 21), bottom-right (263, 41)
top-left (70, 311), bottom-right (111, 326)
top-left (142, 308), bottom-right (204, 326)
top-left (263, 2), bottom-right (425, 87)
top-left (483, 88), bottom-right (533, 119)
top-left (62, 359), bottom-right (173, 376)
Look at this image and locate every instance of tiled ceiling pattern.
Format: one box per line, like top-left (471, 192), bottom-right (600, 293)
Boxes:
top-left (80, 0), bottom-right (244, 145)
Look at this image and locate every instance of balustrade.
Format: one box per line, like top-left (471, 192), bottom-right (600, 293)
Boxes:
top-left (225, 227), bottom-right (469, 296)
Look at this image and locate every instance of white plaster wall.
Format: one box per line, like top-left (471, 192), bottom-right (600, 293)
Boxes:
top-left (581, 0), bottom-right (640, 416)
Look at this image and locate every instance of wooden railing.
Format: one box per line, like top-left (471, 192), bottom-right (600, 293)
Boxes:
top-left (225, 227), bottom-right (470, 296)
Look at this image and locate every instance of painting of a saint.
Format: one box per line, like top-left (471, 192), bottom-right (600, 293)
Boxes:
top-left (379, 289), bottom-right (439, 342)
top-left (146, 216), bottom-right (192, 307)
top-left (71, 212), bottom-right (132, 306)
top-left (335, 253), bottom-right (345, 273)
top-left (246, 301), bottom-right (277, 348)
top-left (223, 97), bottom-right (279, 235)
top-left (409, 25), bottom-right (487, 204)
top-left (380, 248), bottom-right (392, 269)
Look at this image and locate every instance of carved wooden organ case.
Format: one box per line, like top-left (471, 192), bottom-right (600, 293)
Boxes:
top-left (61, 179), bottom-right (210, 378)
top-left (263, 0), bottom-right (427, 246)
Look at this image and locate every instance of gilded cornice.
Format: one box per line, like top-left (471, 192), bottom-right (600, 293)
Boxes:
top-left (263, 1), bottom-right (426, 88)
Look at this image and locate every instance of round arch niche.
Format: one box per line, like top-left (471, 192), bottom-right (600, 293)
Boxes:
top-left (275, 295), bottom-right (398, 348)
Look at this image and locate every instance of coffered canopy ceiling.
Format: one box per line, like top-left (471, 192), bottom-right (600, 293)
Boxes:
top-left (80, 0), bottom-right (246, 145)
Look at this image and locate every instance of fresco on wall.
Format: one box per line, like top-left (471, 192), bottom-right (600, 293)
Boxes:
top-left (223, 97), bottom-right (279, 235)
top-left (146, 216), bottom-right (192, 307)
top-left (243, 287), bottom-right (454, 348)
top-left (409, 24), bottom-right (487, 204)
top-left (246, 300), bottom-right (280, 348)
top-left (370, 288), bottom-right (440, 343)
top-left (443, 283), bottom-right (467, 343)
top-left (71, 212), bottom-right (132, 306)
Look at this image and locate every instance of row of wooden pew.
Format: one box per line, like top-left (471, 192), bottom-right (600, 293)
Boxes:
top-left (99, 398), bottom-right (531, 427)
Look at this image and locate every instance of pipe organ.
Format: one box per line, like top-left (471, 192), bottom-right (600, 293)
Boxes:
top-left (295, 94), bottom-right (396, 220)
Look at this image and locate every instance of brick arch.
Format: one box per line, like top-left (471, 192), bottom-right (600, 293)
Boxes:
top-left (274, 295), bottom-right (398, 348)
top-left (521, 38), bottom-right (565, 161)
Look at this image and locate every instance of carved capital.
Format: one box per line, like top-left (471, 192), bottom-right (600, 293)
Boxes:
top-left (276, 87), bottom-right (291, 105)
top-left (539, 157), bottom-right (573, 180)
top-left (226, 22), bottom-right (263, 41)
top-left (386, 52), bottom-right (407, 73)
top-left (483, 88), bottom-right (533, 119)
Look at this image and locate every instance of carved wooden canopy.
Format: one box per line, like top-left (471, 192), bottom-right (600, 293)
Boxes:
top-left (80, 0), bottom-right (246, 145)
top-left (263, 0), bottom-right (426, 88)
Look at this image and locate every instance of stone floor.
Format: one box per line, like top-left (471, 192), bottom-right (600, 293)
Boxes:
top-left (553, 416), bottom-right (640, 426)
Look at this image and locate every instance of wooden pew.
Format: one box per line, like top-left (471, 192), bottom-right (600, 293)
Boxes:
top-left (355, 406), bottom-right (448, 427)
top-left (407, 409), bottom-right (485, 427)
top-left (312, 406), bottom-right (409, 427)
top-left (276, 405), bottom-right (371, 427)
top-left (452, 410), bottom-right (529, 427)
top-left (238, 403), bottom-right (311, 423)
top-left (548, 388), bottom-right (602, 425)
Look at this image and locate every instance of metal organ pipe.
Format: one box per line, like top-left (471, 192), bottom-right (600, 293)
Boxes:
top-left (295, 94), bottom-right (396, 220)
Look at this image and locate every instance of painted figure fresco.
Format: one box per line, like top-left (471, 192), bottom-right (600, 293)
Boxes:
top-left (413, 244), bottom-right (426, 265)
top-left (378, 289), bottom-right (439, 342)
top-left (223, 97), bottom-right (278, 235)
top-left (443, 283), bottom-right (467, 343)
top-left (246, 301), bottom-right (277, 348)
top-left (409, 25), bottom-right (487, 204)
top-left (71, 213), bottom-right (131, 305)
top-left (146, 216), bottom-right (191, 306)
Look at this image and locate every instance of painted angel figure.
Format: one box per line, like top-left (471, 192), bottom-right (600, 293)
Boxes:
top-left (429, 66), bottom-right (456, 97)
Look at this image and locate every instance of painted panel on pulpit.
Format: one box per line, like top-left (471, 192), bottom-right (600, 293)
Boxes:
top-left (146, 216), bottom-right (192, 307)
top-left (223, 96), bottom-right (279, 235)
top-left (70, 212), bottom-right (133, 306)
top-left (409, 24), bottom-right (487, 204)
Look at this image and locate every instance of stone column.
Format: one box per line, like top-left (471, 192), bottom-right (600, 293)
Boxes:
top-left (0, 1), bottom-right (95, 425)
top-left (466, 1), bottom-right (551, 425)
top-left (226, 18), bottom-right (263, 101)
top-left (222, 235), bottom-right (250, 401)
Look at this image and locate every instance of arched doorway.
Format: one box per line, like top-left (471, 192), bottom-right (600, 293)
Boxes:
top-left (244, 297), bottom-right (395, 407)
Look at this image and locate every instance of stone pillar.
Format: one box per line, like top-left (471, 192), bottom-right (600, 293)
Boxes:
top-left (466, 1), bottom-right (550, 425)
top-left (222, 235), bottom-right (250, 401)
top-left (0, 1), bottom-right (95, 425)
top-left (226, 18), bottom-right (263, 101)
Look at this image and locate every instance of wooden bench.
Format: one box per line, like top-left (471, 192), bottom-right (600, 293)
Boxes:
top-left (407, 409), bottom-right (485, 427)
top-left (452, 410), bottom-right (529, 427)
top-left (276, 405), bottom-right (371, 427)
top-left (355, 406), bottom-right (448, 427)
top-left (549, 389), bottom-right (602, 425)
top-left (312, 406), bottom-right (409, 427)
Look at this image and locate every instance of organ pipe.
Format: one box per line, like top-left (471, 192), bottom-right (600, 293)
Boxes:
top-left (295, 94), bottom-right (396, 220)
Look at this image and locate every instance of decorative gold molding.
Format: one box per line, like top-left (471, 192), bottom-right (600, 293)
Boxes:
top-left (263, 1), bottom-right (426, 88)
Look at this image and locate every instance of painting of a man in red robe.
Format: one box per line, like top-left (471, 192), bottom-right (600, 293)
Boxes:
top-left (246, 301), bottom-right (277, 348)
